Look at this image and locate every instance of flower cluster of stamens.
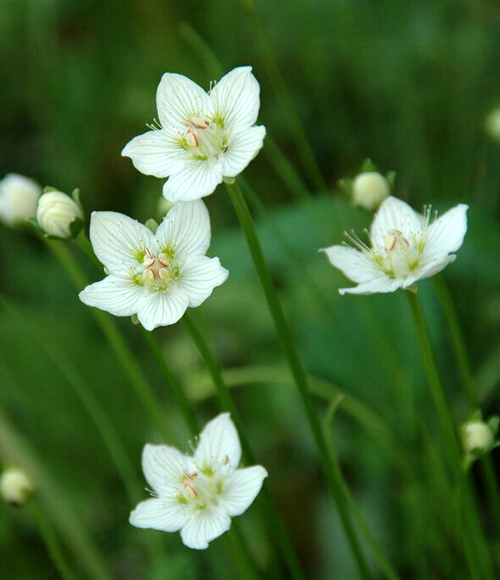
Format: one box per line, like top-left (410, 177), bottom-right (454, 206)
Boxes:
top-left (142, 248), bottom-right (170, 285)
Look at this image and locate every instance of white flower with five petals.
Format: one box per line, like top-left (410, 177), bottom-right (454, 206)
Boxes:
top-left (121, 66), bottom-right (266, 203)
top-left (321, 196), bottom-right (468, 295)
top-left (79, 201), bottom-right (228, 330)
top-left (130, 413), bottom-right (268, 550)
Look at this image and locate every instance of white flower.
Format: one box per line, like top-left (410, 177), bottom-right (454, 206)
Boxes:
top-left (462, 421), bottom-right (495, 455)
top-left (352, 172), bottom-right (390, 211)
top-left (321, 196), bottom-right (468, 295)
top-left (0, 173), bottom-right (42, 227)
top-left (79, 200), bottom-right (228, 330)
top-left (122, 66), bottom-right (266, 203)
top-left (130, 413), bottom-right (268, 550)
top-left (0, 468), bottom-right (34, 507)
top-left (36, 191), bottom-right (83, 238)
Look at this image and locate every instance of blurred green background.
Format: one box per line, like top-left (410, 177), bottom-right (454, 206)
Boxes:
top-left (1, 0), bottom-right (499, 578)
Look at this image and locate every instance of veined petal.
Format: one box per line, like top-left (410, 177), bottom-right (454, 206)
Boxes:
top-left (339, 276), bottom-right (402, 295)
top-left (162, 161), bottom-right (223, 203)
top-left (370, 197), bottom-right (422, 251)
top-left (136, 285), bottom-right (190, 331)
top-left (320, 245), bottom-right (379, 283)
top-left (222, 466), bottom-right (268, 517)
top-left (89, 212), bottom-right (156, 274)
top-left (423, 204), bottom-right (468, 262)
top-left (79, 276), bottom-right (143, 317)
top-left (209, 67), bottom-right (261, 130)
top-left (194, 413), bottom-right (241, 473)
top-left (156, 200), bottom-right (211, 257)
top-left (156, 73), bottom-right (210, 128)
top-left (121, 129), bottom-right (186, 178)
top-left (222, 125), bottom-right (266, 177)
top-left (415, 255), bottom-right (456, 282)
top-left (180, 507), bottom-right (231, 550)
top-left (177, 255), bottom-right (229, 307)
top-left (142, 444), bottom-right (190, 495)
top-left (130, 497), bottom-right (188, 533)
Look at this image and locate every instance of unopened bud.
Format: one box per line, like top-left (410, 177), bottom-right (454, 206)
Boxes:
top-left (485, 108), bottom-right (500, 142)
top-left (352, 172), bottom-right (390, 211)
top-left (36, 191), bottom-right (83, 238)
top-left (0, 174), bottom-right (42, 227)
top-left (462, 420), bottom-right (495, 457)
top-left (0, 468), bottom-right (34, 507)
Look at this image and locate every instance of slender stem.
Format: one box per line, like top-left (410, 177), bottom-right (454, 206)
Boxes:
top-left (30, 502), bottom-right (78, 580)
top-left (0, 411), bottom-right (114, 580)
top-left (226, 180), bottom-right (371, 578)
top-left (47, 241), bottom-right (173, 441)
top-left (406, 291), bottom-right (494, 580)
top-left (183, 312), bottom-right (307, 580)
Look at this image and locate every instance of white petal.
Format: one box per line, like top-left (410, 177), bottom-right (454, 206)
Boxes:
top-left (222, 125), bottom-right (266, 177)
top-left (142, 444), bottom-right (190, 495)
top-left (339, 276), bottom-right (402, 295)
top-left (89, 212), bottom-right (156, 274)
top-left (156, 73), bottom-right (210, 128)
top-left (177, 256), bottom-right (229, 307)
top-left (209, 67), bottom-right (261, 129)
top-left (180, 507), bottom-right (231, 550)
top-left (222, 466), bottom-right (268, 517)
top-left (156, 200), bottom-right (211, 256)
top-left (320, 245), bottom-right (379, 283)
top-left (130, 497), bottom-right (188, 532)
top-left (136, 285), bottom-right (189, 331)
top-left (194, 413), bottom-right (241, 472)
top-left (79, 276), bottom-right (143, 316)
top-left (162, 161), bottom-right (223, 203)
top-left (423, 204), bottom-right (468, 262)
top-left (414, 255), bottom-right (456, 282)
top-left (370, 197), bottom-right (422, 251)
top-left (121, 129), bottom-right (186, 178)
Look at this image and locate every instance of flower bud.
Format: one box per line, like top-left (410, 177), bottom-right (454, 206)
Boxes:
top-left (0, 467), bottom-right (34, 507)
top-left (0, 173), bottom-right (42, 227)
top-left (462, 420), bottom-right (495, 457)
top-left (485, 108), bottom-right (500, 142)
top-left (352, 172), bottom-right (390, 211)
top-left (36, 191), bottom-right (83, 238)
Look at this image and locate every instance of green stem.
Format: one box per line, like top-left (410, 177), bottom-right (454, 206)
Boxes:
top-left (0, 410), bottom-right (114, 580)
top-left (47, 241), bottom-right (173, 441)
top-left (240, 0), bottom-right (328, 192)
top-left (406, 291), bottom-right (494, 580)
top-left (183, 312), bottom-right (307, 580)
top-left (30, 502), bottom-right (78, 580)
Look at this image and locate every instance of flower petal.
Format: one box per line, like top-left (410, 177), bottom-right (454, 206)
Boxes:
top-left (414, 255), bottom-right (456, 283)
top-left (156, 73), bottom-right (210, 128)
top-left (121, 129), bottom-right (186, 178)
top-left (156, 200), bottom-right (211, 257)
top-left (339, 276), bottom-right (402, 295)
top-left (136, 285), bottom-right (190, 331)
top-left (209, 67), bottom-right (261, 129)
top-left (194, 413), bottom-right (241, 473)
top-left (423, 204), bottom-right (468, 262)
top-left (222, 466), bottom-right (268, 517)
top-left (370, 197), bottom-right (422, 251)
top-left (130, 497), bottom-right (188, 533)
top-left (320, 245), bottom-right (380, 283)
top-left (142, 444), bottom-right (190, 495)
top-left (79, 276), bottom-right (143, 317)
top-left (162, 161), bottom-right (223, 203)
top-left (177, 255), bottom-right (229, 307)
top-left (180, 507), bottom-right (231, 550)
top-left (222, 125), bottom-right (266, 177)
top-left (89, 212), bottom-right (156, 274)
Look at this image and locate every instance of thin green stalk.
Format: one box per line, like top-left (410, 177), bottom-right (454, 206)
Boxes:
top-left (226, 180), bottom-right (371, 579)
top-left (183, 312), bottom-right (307, 580)
top-left (323, 400), bottom-right (402, 580)
top-left (0, 410), bottom-right (114, 580)
top-left (240, 0), bottom-right (328, 192)
top-left (406, 292), bottom-right (494, 580)
top-left (47, 240), bottom-right (173, 441)
top-left (30, 502), bottom-right (78, 580)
